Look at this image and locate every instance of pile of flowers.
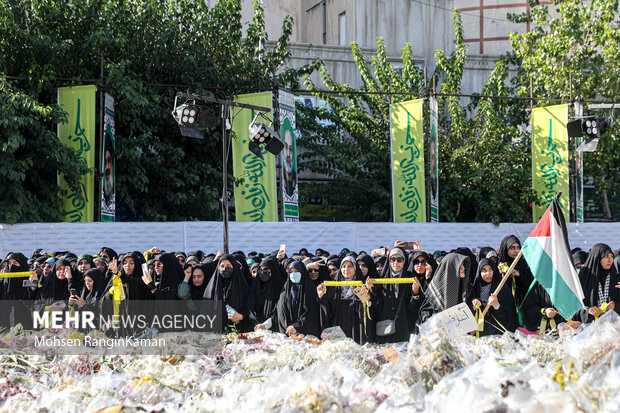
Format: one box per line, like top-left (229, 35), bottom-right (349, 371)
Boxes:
top-left (0, 312), bottom-right (618, 412)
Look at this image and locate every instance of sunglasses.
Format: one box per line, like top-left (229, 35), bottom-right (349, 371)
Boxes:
top-left (390, 257), bottom-right (405, 263)
top-left (414, 259), bottom-right (427, 265)
top-left (308, 268), bottom-right (319, 273)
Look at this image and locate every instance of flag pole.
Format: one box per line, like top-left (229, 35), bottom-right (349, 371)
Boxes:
top-left (481, 250), bottom-right (523, 317)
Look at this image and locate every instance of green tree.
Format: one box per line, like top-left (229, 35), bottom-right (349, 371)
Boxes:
top-left (298, 38), bottom-right (424, 221)
top-left (298, 12), bottom-right (534, 223)
top-left (509, 0), bottom-right (620, 220)
top-left (0, 0), bottom-right (313, 223)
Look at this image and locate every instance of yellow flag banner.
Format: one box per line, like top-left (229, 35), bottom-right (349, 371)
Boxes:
top-left (390, 99), bottom-right (426, 223)
top-left (531, 104), bottom-right (570, 222)
top-left (323, 278), bottom-right (416, 287)
top-left (231, 92), bottom-right (278, 222)
top-left (57, 85), bottom-right (96, 222)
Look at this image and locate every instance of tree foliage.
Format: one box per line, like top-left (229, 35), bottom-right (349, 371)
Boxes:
top-left (0, 0), bottom-right (312, 223)
top-left (298, 12), bottom-right (534, 223)
top-left (298, 39), bottom-right (424, 221)
top-left (509, 0), bottom-right (620, 220)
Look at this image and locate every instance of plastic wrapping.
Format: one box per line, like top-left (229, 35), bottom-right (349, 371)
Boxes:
top-left (1, 312), bottom-right (619, 411)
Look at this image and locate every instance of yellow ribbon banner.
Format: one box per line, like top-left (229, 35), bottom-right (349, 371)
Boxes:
top-left (0, 271), bottom-right (34, 278)
top-left (108, 271), bottom-right (126, 326)
top-left (323, 278), bottom-right (416, 287)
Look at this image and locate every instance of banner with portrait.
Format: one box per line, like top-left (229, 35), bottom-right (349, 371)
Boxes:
top-left (429, 96), bottom-right (439, 222)
top-left (278, 89), bottom-right (299, 222)
top-left (101, 93), bottom-right (115, 222)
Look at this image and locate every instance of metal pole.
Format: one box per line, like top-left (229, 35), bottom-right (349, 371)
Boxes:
top-left (222, 103), bottom-right (229, 254)
top-left (97, 53), bottom-right (104, 222)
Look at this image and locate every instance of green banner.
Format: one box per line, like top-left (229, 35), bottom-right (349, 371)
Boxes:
top-left (232, 92), bottom-right (278, 222)
top-left (390, 99), bottom-right (426, 223)
top-left (532, 104), bottom-right (570, 222)
top-left (57, 85), bottom-right (96, 222)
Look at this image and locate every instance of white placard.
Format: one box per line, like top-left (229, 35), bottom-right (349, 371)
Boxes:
top-left (420, 302), bottom-right (477, 336)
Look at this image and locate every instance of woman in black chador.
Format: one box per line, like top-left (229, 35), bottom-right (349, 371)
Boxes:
top-left (419, 252), bottom-right (471, 323)
top-left (373, 247), bottom-right (419, 343)
top-left (317, 256), bottom-right (373, 344)
top-left (248, 258), bottom-right (284, 332)
top-left (275, 260), bottom-right (321, 337)
top-left (1, 252), bottom-right (35, 328)
top-left (521, 281), bottom-right (566, 333)
top-left (470, 258), bottom-right (518, 335)
top-left (577, 243), bottom-right (619, 323)
top-left (497, 235), bottom-right (534, 305)
top-left (203, 254), bottom-right (250, 333)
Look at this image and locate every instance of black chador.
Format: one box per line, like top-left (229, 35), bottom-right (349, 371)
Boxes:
top-left (203, 254), bottom-right (250, 333)
top-left (276, 260), bottom-right (321, 337)
top-left (318, 257), bottom-right (372, 344)
top-left (577, 243), bottom-right (620, 323)
top-left (247, 258), bottom-right (283, 331)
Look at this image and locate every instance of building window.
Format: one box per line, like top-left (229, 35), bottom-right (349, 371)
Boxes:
top-left (338, 12), bottom-right (346, 45)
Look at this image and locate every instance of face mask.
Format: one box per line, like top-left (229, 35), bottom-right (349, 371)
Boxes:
top-left (7, 264), bottom-right (20, 273)
top-left (258, 269), bottom-right (271, 282)
top-left (289, 271), bottom-right (301, 284)
top-left (220, 266), bottom-right (233, 279)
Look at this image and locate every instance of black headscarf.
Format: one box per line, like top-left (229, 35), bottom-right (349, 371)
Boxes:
top-left (203, 255), bottom-right (249, 326)
top-left (120, 252), bottom-right (143, 278)
top-left (454, 247), bottom-right (477, 282)
top-left (40, 258), bottom-right (73, 301)
top-left (356, 253), bottom-right (379, 279)
top-left (233, 252), bottom-right (253, 285)
top-left (81, 268), bottom-right (107, 300)
top-left (153, 253), bottom-right (183, 295)
top-left (472, 258), bottom-right (518, 333)
top-left (572, 250), bottom-right (588, 267)
top-left (99, 247), bottom-right (118, 262)
top-left (379, 247), bottom-right (410, 295)
top-left (424, 252), bottom-right (470, 312)
top-left (189, 264), bottom-right (209, 301)
top-left (248, 258), bottom-right (282, 329)
top-left (478, 246), bottom-right (498, 264)
top-left (578, 243), bottom-right (619, 311)
top-left (2, 252), bottom-right (30, 299)
top-left (497, 235), bottom-right (534, 303)
top-left (306, 256), bottom-right (331, 287)
top-left (408, 251), bottom-right (437, 277)
top-left (276, 260), bottom-right (321, 336)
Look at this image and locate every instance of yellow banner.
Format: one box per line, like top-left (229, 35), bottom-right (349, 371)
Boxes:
top-left (232, 92), bottom-right (278, 222)
top-left (58, 85), bottom-right (96, 222)
top-left (324, 278), bottom-right (415, 287)
top-left (532, 104), bottom-right (570, 222)
top-left (390, 99), bottom-right (426, 222)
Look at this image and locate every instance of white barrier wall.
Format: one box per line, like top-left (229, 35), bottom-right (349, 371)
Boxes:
top-left (1, 221), bottom-right (618, 258)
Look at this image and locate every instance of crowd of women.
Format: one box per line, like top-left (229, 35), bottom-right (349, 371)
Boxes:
top-left (1, 235), bottom-right (619, 344)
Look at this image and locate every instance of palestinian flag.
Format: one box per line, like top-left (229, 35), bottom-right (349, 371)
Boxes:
top-left (521, 195), bottom-right (585, 319)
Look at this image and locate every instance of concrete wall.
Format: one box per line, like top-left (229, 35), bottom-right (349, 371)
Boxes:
top-left (224, 0), bottom-right (525, 95)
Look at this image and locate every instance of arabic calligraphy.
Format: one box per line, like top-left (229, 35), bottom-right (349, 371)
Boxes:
top-left (63, 98), bottom-right (91, 222)
top-left (537, 118), bottom-right (563, 209)
top-left (397, 112), bottom-right (423, 222)
top-left (240, 152), bottom-right (271, 221)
